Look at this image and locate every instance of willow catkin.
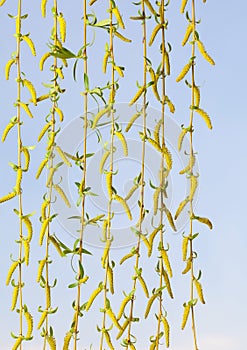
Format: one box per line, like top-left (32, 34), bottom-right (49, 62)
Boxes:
top-left (194, 279), bottom-right (206, 304)
top-left (46, 284), bottom-right (51, 308)
top-left (12, 337), bottom-right (22, 350)
top-left (144, 293), bottom-right (158, 318)
top-left (179, 154), bottom-right (195, 174)
top-left (0, 0), bottom-right (6, 6)
top-left (23, 239), bottom-right (30, 266)
top-left (162, 268), bottom-right (173, 299)
top-left (112, 7), bottom-right (125, 29)
top-left (148, 67), bottom-right (160, 101)
top-left (195, 216), bottom-right (213, 229)
top-left (160, 248), bottom-right (172, 278)
top-left (182, 236), bottom-right (189, 261)
top-left (37, 259), bottom-right (46, 282)
top-left (125, 111), bottom-right (142, 132)
top-left (54, 184), bottom-right (71, 208)
top-left (107, 266), bottom-right (114, 294)
top-left (104, 331), bottom-right (114, 350)
top-left (119, 250), bottom-right (135, 265)
top-left (92, 106), bottom-right (111, 129)
top-left (36, 158), bottom-right (48, 179)
top-left (137, 275), bottom-right (149, 298)
top-left (181, 304), bottom-right (190, 330)
top-left (162, 316), bottom-right (170, 348)
top-left (63, 332), bottom-right (72, 350)
top-left (41, 0), bottom-right (48, 17)
top-left (55, 146), bottom-right (71, 167)
top-left (129, 86), bottom-right (145, 106)
top-left (114, 31), bottom-right (132, 43)
top-left (195, 107), bottom-right (212, 129)
top-left (116, 318), bottom-right (129, 339)
top-left (46, 336), bottom-right (56, 350)
top-left (56, 66), bottom-right (64, 78)
top-left (178, 128), bottom-right (188, 151)
top-left (140, 234), bottom-right (151, 252)
top-left (5, 59), bottom-right (15, 80)
top-left (144, 0), bottom-right (156, 15)
top-left (58, 14), bottom-right (66, 42)
top-left (49, 235), bottom-right (64, 257)
top-left (47, 131), bottom-right (55, 151)
top-left (39, 218), bottom-right (49, 246)
top-left (11, 285), bottom-right (19, 310)
top-left (148, 225), bottom-right (162, 257)
top-left (154, 119), bottom-right (162, 146)
top-left (182, 257), bottom-right (192, 274)
top-left (54, 106), bottom-right (64, 122)
top-left (147, 137), bottom-right (162, 153)
top-left (39, 52), bottom-right (51, 71)
top-left (24, 310), bottom-right (33, 338)
top-left (115, 131), bottom-right (128, 156)
top-left (164, 207), bottom-right (176, 231)
top-left (1, 121), bottom-right (16, 142)
top-left (180, 0), bottom-right (189, 13)
top-left (182, 23), bottom-right (193, 46)
top-left (106, 171), bottom-right (113, 198)
top-left (189, 175), bottom-right (198, 201)
top-left (102, 239), bottom-right (111, 268)
top-left (175, 197), bottom-right (189, 220)
top-left (117, 295), bottom-right (132, 320)
top-left (125, 183), bottom-right (138, 201)
top-left (46, 167), bottom-right (55, 187)
top-left (164, 50), bottom-right (170, 76)
top-left (22, 35), bottom-right (36, 56)
top-left (15, 168), bottom-right (22, 194)
top-left (18, 102), bottom-right (34, 118)
top-left (102, 51), bottom-right (110, 73)
top-left (106, 308), bottom-right (122, 330)
top-left (149, 24), bottom-right (163, 46)
top-left (196, 39), bottom-right (215, 65)
top-left (85, 286), bottom-right (102, 311)
top-left (165, 95), bottom-right (175, 113)
top-left (114, 194), bottom-right (132, 220)
top-left (0, 191), bottom-right (16, 203)
top-left (37, 122), bottom-right (52, 142)
top-left (194, 85), bottom-right (200, 107)
top-left (22, 147), bottom-right (30, 171)
top-left (163, 145), bottom-right (172, 171)
top-left (37, 310), bottom-right (48, 329)
top-left (176, 61), bottom-right (192, 82)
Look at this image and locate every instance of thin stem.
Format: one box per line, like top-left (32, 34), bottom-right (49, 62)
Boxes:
top-left (126, 1), bottom-right (147, 347)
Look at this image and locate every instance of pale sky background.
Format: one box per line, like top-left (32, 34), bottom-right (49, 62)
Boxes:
top-left (0, 1), bottom-right (246, 349)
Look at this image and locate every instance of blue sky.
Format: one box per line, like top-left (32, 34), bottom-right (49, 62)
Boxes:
top-left (0, 1), bottom-right (246, 349)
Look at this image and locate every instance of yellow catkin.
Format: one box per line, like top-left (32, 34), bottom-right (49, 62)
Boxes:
top-left (162, 316), bottom-right (170, 348)
top-left (18, 102), bottom-right (34, 118)
top-left (85, 286), bottom-right (102, 311)
top-left (24, 310), bottom-right (33, 338)
top-left (102, 239), bottom-right (111, 268)
top-left (149, 67), bottom-right (160, 101)
top-left (92, 106), bottom-right (111, 129)
top-left (154, 119), bottom-right (162, 146)
top-left (58, 14), bottom-right (66, 42)
top-left (37, 310), bottom-right (48, 329)
top-left (36, 158), bottom-right (48, 180)
top-left (144, 0), bottom-right (156, 15)
top-left (37, 122), bottom-right (52, 142)
top-left (46, 336), bottom-right (56, 350)
top-left (196, 40), bottom-right (215, 65)
top-left (125, 183), bottom-right (138, 201)
top-left (164, 51), bottom-right (170, 76)
top-left (140, 234), bottom-right (151, 252)
top-left (39, 52), bottom-right (51, 71)
top-left (55, 67), bottom-right (64, 79)
top-left (101, 219), bottom-right (108, 241)
top-left (89, 0), bottom-right (97, 5)
top-left (194, 85), bottom-right (200, 107)
top-left (6, 261), bottom-right (19, 285)
top-left (161, 249), bottom-right (172, 278)
top-left (163, 145), bottom-right (172, 171)
top-left (179, 154), bottom-right (195, 174)
top-left (54, 184), bottom-right (71, 208)
top-left (129, 343), bottom-right (136, 350)
top-left (162, 268), bottom-right (174, 299)
top-left (54, 106), bottom-right (64, 122)
top-left (114, 194), bottom-right (132, 220)
top-left (49, 236), bottom-right (64, 257)
top-left (22, 147), bottom-right (30, 172)
top-left (137, 275), bottom-right (149, 298)
top-left (5, 59), bottom-right (15, 80)
top-left (115, 131), bottom-right (128, 156)
top-left (104, 331), bottom-right (114, 350)
top-left (116, 318), bottom-right (129, 339)
top-left (46, 284), bottom-right (51, 308)
top-left (102, 51), bottom-right (110, 73)
top-left (178, 128), bottom-right (188, 151)
top-left (175, 198), bottom-right (189, 220)
top-left (148, 225), bottom-right (161, 257)
top-left (194, 279), bottom-right (205, 304)
top-left (180, 0), bottom-right (188, 13)
top-left (23, 240), bottom-right (30, 266)
top-left (117, 295), bottom-right (132, 320)
top-left (106, 308), bottom-right (122, 330)
top-left (119, 251), bottom-right (135, 265)
top-left (0, 0), bottom-right (6, 6)
top-left (165, 95), bottom-right (175, 113)
top-left (182, 236), bottom-right (189, 261)
top-left (129, 86), bottom-right (145, 106)
top-left (114, 31), bottom-right (132, 43)
top-left (12, 337), bottom-right (22, 350)
top-left (195, 216), bottom-right (213, 229)
top-left (15, 17), bottom-right (20, 34)
top-left (36, 94), bottom-right (50, 103)
top-left (41, 0), bottom-right (48, 17)
top-left (189, 175), bottom-right (198, 201)
top-left (47, 131), bottom-right (55, 151)
top-left (125, 111), bottom-right (142, 132)
top-left (164, 207), bottom-right (176, 231)
top-left (1, 122), bottom-right (16, 142)
top-left (23, 79), bottom-right (37, 105)
top-left (144, 293), bottom-right (158, 318)
top-left (147, 138), bottom-right (162, 153)
top-left (11, 285), bottom-right (19, 310)
top-left (106, 172), bottom-right (113, 198)
top-left (149, 23), bottom-right (163, 46)
top-left (22, 35), bottom-right (36, 56)
top-left (37, 259), bottom-right (46, 282)
top-left (181, 304), bottom-right (190, 330)
top-left (15, 168), bottom-right (22, 195)
top-left (41, 200), bottom-right (49, 220)
top-left (176, 61), bottom-right (192, 82)
top-left (182, 23), bottom-right (193, 46)
top-left (182, 257), bottom-right (192, 274)
top-left (0, 191), bottom-right (16, 203)
top-left (46, 167), bottom-right (55, 187)
top-left (107, 266), bottom-right (114, 294)
top-left (195, 107), bottom-right (212, 129)
top-left (63, 332), bottom-right (72, 350)
top-left (39, 218), bottom-right (49, 246)
top-left (112, 7), bottom-right (125, 29)
top-left (55, 146), bottom-right (71, 167)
